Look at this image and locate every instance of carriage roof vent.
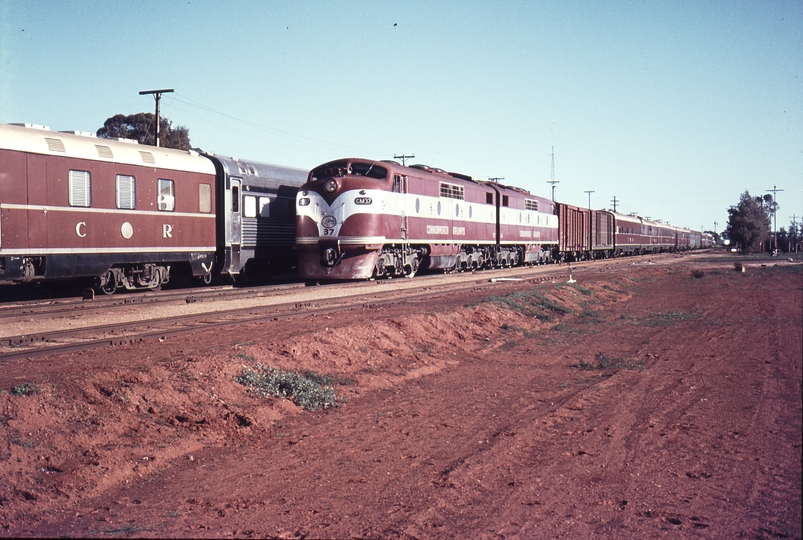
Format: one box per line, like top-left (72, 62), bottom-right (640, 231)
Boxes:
top-left (95, 145), bottom-right (114, 159)
top-left (139, 151), bottom-right (156, 164)
top-left (116, 137), bottom-right (139, 144)
top-left (60, 130), bottom-right (96, 138)
top-left (10, 123), bottom-right (50, 131)
top-left (44, 137), bottom-right (66, 152)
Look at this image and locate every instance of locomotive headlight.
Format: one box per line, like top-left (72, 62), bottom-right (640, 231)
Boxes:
top-left (298, 197), bottom-right (311, 206)
top-left (321, 215), bottom-right (337, 228)
top-left (324, 178), bottom-right (338, 193)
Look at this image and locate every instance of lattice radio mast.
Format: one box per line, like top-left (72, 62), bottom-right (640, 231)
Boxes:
top-left (547, 119), bottom-right (559, 201)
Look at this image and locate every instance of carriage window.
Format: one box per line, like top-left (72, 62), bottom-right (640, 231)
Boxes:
top-left (157, 179), bottom-right (175, 211)
top-left (231, 184), bottom-right (240, 212)
top-left (244, 195), bottom-right (257, 218)
top-left (199, 183), bottom-right (212, 213)
top-left (259, 197), bottom-right (271, 217)
top-left (69, 170), bottom-right (91, 207)
top-left (116, 175), bottom-right (136, 209)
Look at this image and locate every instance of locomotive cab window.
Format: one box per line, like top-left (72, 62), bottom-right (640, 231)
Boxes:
top-left (157, 179), bottom-right (175, 212)
top-left (116, 175), bottom-right (136, 210)
top-left (350, 162), bottom-right (387, 180)
top-left (486, 192), bottom-right (494, 204)
top-left (68, 170), bottom-right (92, 207)
top-left (502, 195), bottom-right (509, 207)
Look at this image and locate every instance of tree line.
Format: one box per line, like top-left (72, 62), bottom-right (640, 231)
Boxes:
top-left (725, 191), bottom-right (800, 254)
top-left (96, 112), bottom-right (191, 150)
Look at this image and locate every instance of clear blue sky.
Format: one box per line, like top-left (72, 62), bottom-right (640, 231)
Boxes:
top-left (2, 0), bottom-right (801, 234)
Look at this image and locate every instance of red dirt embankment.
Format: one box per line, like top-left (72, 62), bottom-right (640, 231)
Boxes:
top-left (1, 260), bottom-right (801, 538)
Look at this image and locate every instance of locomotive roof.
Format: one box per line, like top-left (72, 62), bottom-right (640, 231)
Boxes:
top-left (0, 122), bottom-right (215, 175)
top-left (315, 157), bottom-right (552, 201)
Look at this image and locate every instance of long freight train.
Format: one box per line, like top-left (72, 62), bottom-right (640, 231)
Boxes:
top-left (296, 158), bottom-right (712, 280)
top-left (1, 122), bottom-right (711, 291)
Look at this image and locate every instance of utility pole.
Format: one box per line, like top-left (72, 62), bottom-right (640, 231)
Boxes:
top-left (489, 177), bottom-right (504, 184)
top-left (584, 190), bottom-right (594, 209)
top-left (766, 185), bottom-right (783, 251)
top-left (394, 154), bottom-right (414, 166)
top-left (610, 196), bottom-right (619, 212)
top-left (139, 88), bottom-right (174, 147)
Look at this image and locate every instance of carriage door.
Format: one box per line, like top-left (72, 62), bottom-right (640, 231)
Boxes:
top-left (395, 174), bottom-right (408, 242)
top-left (229, 178), bottom-right (243, 252)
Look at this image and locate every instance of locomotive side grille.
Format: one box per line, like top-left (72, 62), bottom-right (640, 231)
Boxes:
top-left (45, 137), bottom-right (66, 152)
top-left (241, 220), bottom-right (296, 247)
top-left (95, 145), bottom-right (114, 159)
top-left (139, 151), bottom-right (156, 164)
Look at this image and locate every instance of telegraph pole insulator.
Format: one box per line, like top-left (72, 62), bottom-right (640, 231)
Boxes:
top-left (139, 89), bottom-right (174, 147)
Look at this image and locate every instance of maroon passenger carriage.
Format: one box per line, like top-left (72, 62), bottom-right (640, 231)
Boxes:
top-left (0, 123), bottom-right (218, 293)
top-left (610, 212), bottom-right (677, 256)
top-left (296, 158), bottom-right (558, 280)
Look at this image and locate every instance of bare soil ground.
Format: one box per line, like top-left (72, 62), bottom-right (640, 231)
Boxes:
top-left (0, 258), bottom-right (801, 539)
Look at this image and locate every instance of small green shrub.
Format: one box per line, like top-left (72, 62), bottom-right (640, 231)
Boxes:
top-left (11, 382), bottom-right (37, 397)
top-left (490, 289), bottom-right (571, 319)
top-left (235, 364), bottom-right (338, 411)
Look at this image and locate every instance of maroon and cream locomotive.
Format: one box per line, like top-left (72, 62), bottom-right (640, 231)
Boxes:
top-left (296, 158), bottom-right (558, 280)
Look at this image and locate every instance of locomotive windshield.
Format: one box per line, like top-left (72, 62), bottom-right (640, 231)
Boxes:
top-left (310, 160), bottom-right (387, 181)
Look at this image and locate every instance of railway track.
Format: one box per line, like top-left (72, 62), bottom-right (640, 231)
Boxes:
top-left (0, 254), bottom-right (686, 362)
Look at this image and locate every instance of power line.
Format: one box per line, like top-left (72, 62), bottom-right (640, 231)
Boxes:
top-left (167, 91), bottom-right (391, 156)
